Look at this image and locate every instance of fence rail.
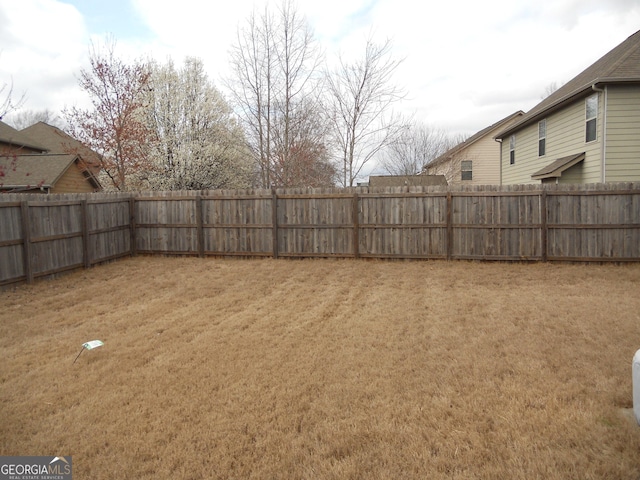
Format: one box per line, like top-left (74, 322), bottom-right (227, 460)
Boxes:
top-left (1, 183), bottom-right (639, 287)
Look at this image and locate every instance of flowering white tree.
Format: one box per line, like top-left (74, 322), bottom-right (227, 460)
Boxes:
top-left (144, 57), bottom-right (253, 190)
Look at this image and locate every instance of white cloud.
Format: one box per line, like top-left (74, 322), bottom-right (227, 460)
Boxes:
top-left (358, 0), bottom-right (640, 133)
top-left (131, 0), bottom-right (259, 79)
top-left (0, 0), bottom-right (90, 114)
top-left (2, 0), bottom-right (640, 141)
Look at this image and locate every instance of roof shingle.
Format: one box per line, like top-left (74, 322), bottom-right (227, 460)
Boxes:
top-left (1, 154), bottom-right (80, 189)
top-left (0, 121), bottom-right (48, 152)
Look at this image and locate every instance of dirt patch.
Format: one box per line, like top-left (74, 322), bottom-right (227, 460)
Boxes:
top-left (1, 257), bottom-right (640, 479)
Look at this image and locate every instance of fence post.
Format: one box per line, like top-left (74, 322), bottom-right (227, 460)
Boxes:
top-left (541, 191), bottom-right (548, 262)
top-left (446, 192), bottom-right (453, 261)
top-left (353, 193), bottom-right (360, 258)
top-left (20, 201), bottom-right (33, 284)
top-left (81, 199), bottom-right (90, 268)
top-left (196, 194), bottom-right (204, 258)
top-left (272, 189), bottom-right (279, 259)
top-left (129, 196), bottom-right (137, 256)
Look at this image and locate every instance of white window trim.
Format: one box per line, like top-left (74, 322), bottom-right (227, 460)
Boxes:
top-left (586, 94), bottom-right (598, 143)
top-left (461, 160), bottom-right (472, 181)
top-left (538, 119), bottom-right (546, 157)
top-left (509, 135), bottom-right (516, 165)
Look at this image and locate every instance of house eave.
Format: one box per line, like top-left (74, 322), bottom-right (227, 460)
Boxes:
top-left (428, 110), bottom-right (524, 168)
top-left (496, 89), bottom-right (593, 140)
top-left (0, 184), bottom-right (53, 192)
top-left (77, 157), bottom-right (102, 190)
top-left (495, 77), bottom-right (640, 140)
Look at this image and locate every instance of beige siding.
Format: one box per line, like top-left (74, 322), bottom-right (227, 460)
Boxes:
top-left (50, 163), bottom-right (97, 193)
top-left (605, 85), bottom-right (640, 181)
top-left (426, 161), bottom-right (454, 183)
top-left (501, 122), bottom-right (539, 184)
top-left (426, 162), bottom-right (443, 176)
top-left (456, 134), bottom-right (500, 185)
top-left (431, 116), bottom-right (521, 185)
top-left (502, 93), bottom-right (603, 184)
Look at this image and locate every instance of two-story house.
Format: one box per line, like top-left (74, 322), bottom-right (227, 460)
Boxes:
top-left (496, 30), bottom-right (640, 184)
top-left (0, 120), bottom-right (101, 193)
top-left (425, 111), bottom-right (523, 185)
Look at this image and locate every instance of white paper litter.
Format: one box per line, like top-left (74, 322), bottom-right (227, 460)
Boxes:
top-left (82, 340), bottom-right (104, 350)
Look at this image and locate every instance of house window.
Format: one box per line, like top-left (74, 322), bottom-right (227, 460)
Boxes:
top-left (538, 119), bottom-right (546, 156)
top-left (586, 94), bottom-right (598, 142)
top-left (461, 160), bottom-right (472, 181)
top-left (509, 135), bottom-right (516, 164)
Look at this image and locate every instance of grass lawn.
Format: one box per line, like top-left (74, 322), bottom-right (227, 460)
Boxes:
top-left (1, 257), bottom-right (639, 479)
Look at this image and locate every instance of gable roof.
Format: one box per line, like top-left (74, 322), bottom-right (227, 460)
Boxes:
top-left (0, 121), bottom-right (48, 152)
top-left (20, 122), bottom-right (102, 173)
top-left (496, 29), bottom-right (640, 139)
top-left (427, 110), bottom-right (524, 168)
top-left (0, 154), bottom-right (101, 191)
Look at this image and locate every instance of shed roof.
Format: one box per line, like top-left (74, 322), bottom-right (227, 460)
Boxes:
top-left (531, 153), bottom-right (585, 180)
top-left (0, 154), bottom-right (101, 191)
top-left (496, 29), bottom-right (640, 139)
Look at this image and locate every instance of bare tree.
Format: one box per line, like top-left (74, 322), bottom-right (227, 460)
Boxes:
top-left (228, 6), bottom-right (275, 187)
top-left (326, 37), bottom-right (407, 187)
top-left (0, 83), bottom-right (35, 188)
top-left (64, 40), bottom-right (152, 190)
top-left (143, 57), bottom-right (253, 190)
top-left (0, 78), bottom-right (26, 122)
top-left (421, 132), bottom-right (470, 184)
top-left (541, 81), bottom-right (561, 100)
top-left (270, 97), bottom-right (336, 186)
top-left (5, 109), bottom-right (64, 130)
top-left (227, 0), bottom-right (327, 188)
top-left (380, 121), bottom-right (461, 176)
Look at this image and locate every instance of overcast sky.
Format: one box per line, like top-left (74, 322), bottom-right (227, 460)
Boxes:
top-left (1, 0), bottom-right (640, 139)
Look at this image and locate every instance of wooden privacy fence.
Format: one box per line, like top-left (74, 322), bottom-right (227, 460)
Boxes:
top-left (1, 183), bottom-right (639, 286)
top-left (0, 194), bottom-right (133, 286)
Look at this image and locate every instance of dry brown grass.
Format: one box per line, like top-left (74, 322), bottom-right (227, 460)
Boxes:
top-left (1, 257), bottom-right (639, 479)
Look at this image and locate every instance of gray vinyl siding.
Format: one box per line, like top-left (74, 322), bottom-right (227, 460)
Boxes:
top-left (502, 93), bottom-right (603, 184)
top-left (605, 85), bottom-right (640, 181)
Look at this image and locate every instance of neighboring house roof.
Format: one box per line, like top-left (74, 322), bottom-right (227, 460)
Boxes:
top-left (427, 110), bottom-right (524, 169)
top-left (0, 121), bottom-right (48, 152)
top-left (0, 154), bottom-right (101, 191)
top-left (369, 175), bottom-right (448, 187)
top-left (496, 29), bottom-right (640, 139)
top-left (20, 122), bottom-right (102, 174)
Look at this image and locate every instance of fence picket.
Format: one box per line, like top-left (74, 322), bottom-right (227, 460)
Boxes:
top-left (1, 183), bottom-right (639, 286)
